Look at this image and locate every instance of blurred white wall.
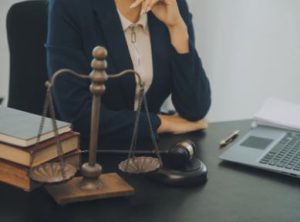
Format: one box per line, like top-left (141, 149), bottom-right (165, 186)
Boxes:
top-left (1, 0), bottom-right (300, 122)
top-left (188, 0), bottom-right (300, 121)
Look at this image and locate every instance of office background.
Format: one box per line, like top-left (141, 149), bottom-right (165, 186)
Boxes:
top-left (1, 0), bottom-right (300, 121)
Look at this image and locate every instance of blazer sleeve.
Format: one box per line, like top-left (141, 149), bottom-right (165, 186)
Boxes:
top-left (46, 0), bottom-right (161, 146)
top-left (170, 0), bottom-right (211, 121)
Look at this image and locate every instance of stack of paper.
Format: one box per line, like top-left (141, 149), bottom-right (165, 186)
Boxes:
top-left (254, 98), bottom-right (300, 131)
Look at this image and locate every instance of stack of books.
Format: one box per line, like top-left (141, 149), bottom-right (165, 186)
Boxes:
top-left (0, 106), bottom-right (81, 191)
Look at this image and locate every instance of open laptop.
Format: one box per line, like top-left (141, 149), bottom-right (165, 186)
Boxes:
top-left (219, 125), bottom-right (300, 178)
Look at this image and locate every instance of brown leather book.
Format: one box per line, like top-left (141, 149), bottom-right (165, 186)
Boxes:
top-left (0, 132), bottom-right (80, 167)
top-left (0, 149), bottom-right (81, 192)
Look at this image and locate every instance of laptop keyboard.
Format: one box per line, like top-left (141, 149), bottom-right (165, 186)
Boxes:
top-left (259, 132), bottom-right (300, 171)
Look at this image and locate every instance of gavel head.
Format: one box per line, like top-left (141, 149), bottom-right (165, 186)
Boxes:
top-left (164, 140), bottom-right (196, 169)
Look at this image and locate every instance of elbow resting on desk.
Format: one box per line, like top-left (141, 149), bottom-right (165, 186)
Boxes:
top-left (157, 90), bottom-right (211, 134)
top-left (174, 94), bottom-right (212, 122)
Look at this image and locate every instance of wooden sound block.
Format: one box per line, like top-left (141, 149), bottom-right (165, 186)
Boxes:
top-left (45, 173), bottom-right (134, 205)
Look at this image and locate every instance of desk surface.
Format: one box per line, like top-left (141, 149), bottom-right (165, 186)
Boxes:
top-left (1, 119), bottom-right (299, 222)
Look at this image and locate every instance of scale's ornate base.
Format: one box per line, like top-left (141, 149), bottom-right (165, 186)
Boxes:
top-left (45, 173), bottom-right (134, 205)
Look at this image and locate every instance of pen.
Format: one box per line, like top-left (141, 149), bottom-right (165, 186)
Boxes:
top-left (219, 130), bottom-right (240, 148)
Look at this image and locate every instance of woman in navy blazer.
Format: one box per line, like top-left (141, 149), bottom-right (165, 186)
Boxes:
top-left (46, 0), bottom-right (211, 146)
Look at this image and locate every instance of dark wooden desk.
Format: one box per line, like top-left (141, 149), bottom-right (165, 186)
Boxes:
top-left (1, 120), bottom-right (300, 222)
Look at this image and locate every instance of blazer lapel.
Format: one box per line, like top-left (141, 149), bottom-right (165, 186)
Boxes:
top-left (92, 0), bottom-right (136, 109)
top-left (147, 13), bottom-right (169, 98)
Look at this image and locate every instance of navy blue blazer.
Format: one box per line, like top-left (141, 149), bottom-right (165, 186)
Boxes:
top-left (46, 0), bottom-right (211, 146)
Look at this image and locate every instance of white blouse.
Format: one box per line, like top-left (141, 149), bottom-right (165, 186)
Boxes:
top-left (117, 10), bottom-right (153, 110)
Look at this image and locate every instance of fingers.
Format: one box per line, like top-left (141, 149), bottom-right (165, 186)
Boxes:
top-left (173, 117), bottom-right (208, 134)
top-left (129, 0), bottom-right (144, 9)
top-left (186, 118), bottom-right (208, 132)
top-left (146, 0), bottom-right (162, 12)
top-left (130, 0), bottom-right (164, 13)
top-left (198, 119), bottom-right (208, 129)
top-left (157, 114), bottom-right (208, 134)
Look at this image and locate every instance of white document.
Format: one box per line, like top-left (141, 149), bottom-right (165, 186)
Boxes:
top-left (254, 98), bottom-right (300, 131)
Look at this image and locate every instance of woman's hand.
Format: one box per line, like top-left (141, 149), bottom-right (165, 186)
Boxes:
top-left (157, 114), bottom-right (208, 134)
top-left (130, 0), bottom-right (189, 53)
top-left (130, 0), bottom-right (183, 28)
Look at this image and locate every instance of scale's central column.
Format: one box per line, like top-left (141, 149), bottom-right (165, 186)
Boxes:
top-left (80, 47), bottom-right (108, 190)
top-left (46, 47), bottom-right (134, 205)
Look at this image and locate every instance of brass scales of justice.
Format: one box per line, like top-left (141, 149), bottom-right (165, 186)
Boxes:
top-left (29, 46), bottom-right (162, 205)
